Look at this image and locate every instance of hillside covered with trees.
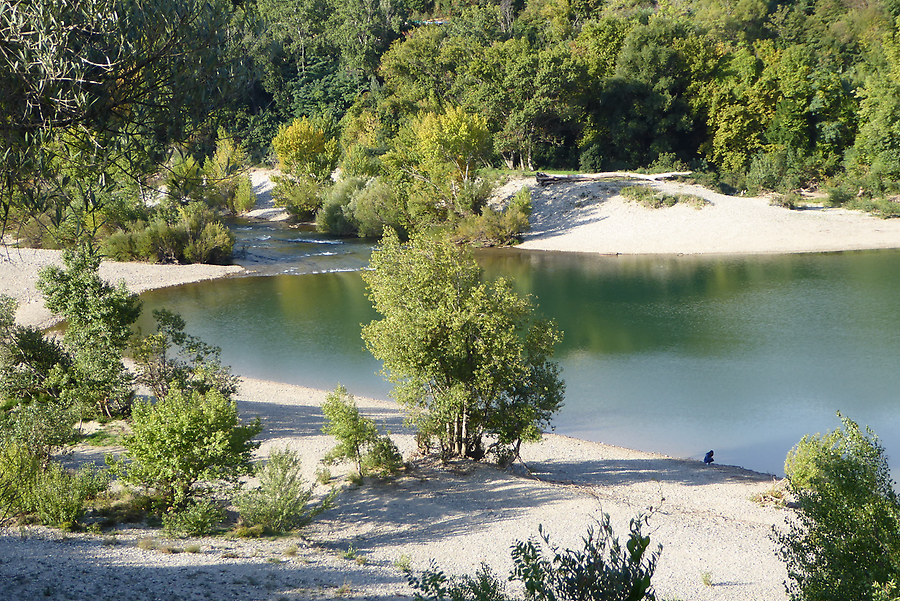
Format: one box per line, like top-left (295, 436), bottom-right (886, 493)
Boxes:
top-left (3, 0), bottom-right (900, 256)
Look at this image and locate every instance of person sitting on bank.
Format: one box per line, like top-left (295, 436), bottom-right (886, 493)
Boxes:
top-left (704, 450), bottom-right (714, 464)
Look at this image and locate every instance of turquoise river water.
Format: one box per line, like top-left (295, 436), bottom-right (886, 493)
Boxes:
top-left (137, 220), bottom-right (900, 476)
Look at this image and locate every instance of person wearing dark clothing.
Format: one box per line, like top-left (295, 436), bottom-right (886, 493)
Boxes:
top-left (704, 450), bottom-right (714, 464)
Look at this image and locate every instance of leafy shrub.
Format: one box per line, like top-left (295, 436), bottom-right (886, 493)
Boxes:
top-left (0, 442), bottom-right (40, 525)
top-left (322, 385), bottom-right (402, 478)
top-left (162, 499), bottom-right (225, 537)
top-left (203, 131), bottom-right (251, 213)
top-left (777, 413), bottom-right (900, 601)
top-left (361, 436), bottom-right (404, 479)
top-left (316, 178), bottom-right (367, 235)
top-left (102, 203), bottom-right (234, 264)
top-left (409, 515), bottom-right (661, 601)
top-left (347, 178), bottom-right (408, 239)
top-left (0, 296), bottom-right (72, 408)
top-left (511, 515), bottom-right (660, 601)
top-left (1, 401), bottom-right (80, 463)
top-left (111, 388), bottom-right (262, 507)
top-left (133, 308), bottom-right (238, 402)
top-left (453, 187), bottom-right (532, 247)
top-left (234, 447), bottom-right (335, 533)
top-left (745, 148), bottom-right (809, 195)
top-left (272, 175), bottom-right (322, 220)
top-left (233, 176), bottom-right (257, 213)
top-left (183, 221), bottom-right (234, 264)
top-left (37, 251), bottom-right (140, 418)
top-left (23, 462), bottom-right (109, 529)
top-left (322, 385), bottom-right (378, 474)
top-left (409, 562), bottom-right (509, 601)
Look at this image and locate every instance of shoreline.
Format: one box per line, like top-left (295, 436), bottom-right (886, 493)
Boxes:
top-left (10, 178), bottom-right (900, 599)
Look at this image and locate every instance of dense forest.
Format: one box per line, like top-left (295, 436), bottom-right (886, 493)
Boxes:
top-left (3, 0), bottom-right (900, 258)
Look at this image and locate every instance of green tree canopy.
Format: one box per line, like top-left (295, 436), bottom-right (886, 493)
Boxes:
top-left (361, 230), bottom-right (564, 461)
top-left (778, 413), bottom-right (900, 601)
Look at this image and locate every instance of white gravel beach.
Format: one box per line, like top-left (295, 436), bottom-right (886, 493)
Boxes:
top-left (3, 177), bottom-right (899, 601)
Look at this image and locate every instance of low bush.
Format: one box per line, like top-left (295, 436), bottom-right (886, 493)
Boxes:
top-left (111, 387), bottom-right (261, 508)
top-left (409, 514), bottom-right (661, 601)
top-left (0, 442), bottom-right (40, 525)
top-left (322, 385), bottom-right (403, 478)
top-left (234, 447), bottom-right (335, 533)
top-left (272, 175), bottom-right (323, 220)
top-left (101, 203), bottom-right (234, 265)
top-left (347, 178), bottom-right (408, 239)
top-left (316, 178), bottom-right (367, 235)
top-left (0, 296), bottom-right (73, 409)
top-left (453, 187), bottom-right (532, 247)
top-left (162, 499), bottom-right (225, 537)
top-left (233, 176), bottom-right (257, 213)
top-left (0, 401), bottom-right (80, 463)
top-left (23, 462), bottom-right (109, 529)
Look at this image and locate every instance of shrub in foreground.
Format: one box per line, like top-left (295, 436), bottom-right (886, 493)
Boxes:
top-left (111, 388), bottom-right (261, 508)
top-left (409, 514), bottom-right (661, 601)
top-left (778, 413), bottom-right (900, 601)
top-left (234, 447), bottom-right (335, 533)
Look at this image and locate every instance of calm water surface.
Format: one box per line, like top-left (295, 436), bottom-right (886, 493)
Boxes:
top-left (140, 224), bottom-right (900, 475)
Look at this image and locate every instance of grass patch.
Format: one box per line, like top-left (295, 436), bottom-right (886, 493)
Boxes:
top-left (750, 480), bottom-right (790, 508)
top-left (78, 421), bottom-right (129, 447)
top-left (621, 185), bottom-right (708, 209)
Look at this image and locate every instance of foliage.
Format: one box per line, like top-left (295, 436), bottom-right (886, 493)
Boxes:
top-left (162, 499), bottom-right (225, 537)
top-left (234, 447), bottom-right (335, 532)
top-left (37, 250), bottom-right (141, 417)
top-left (0, 401), bottom-right (80, 464)
top-left (361, 230), bottom-right (564, 460)
top-left (777, 413), bottom-right (900, 601)
top-left (454, 186), bottom-right (533, 247)
top-left (133, 308), bottom-right (238, 402)
top-left (315, 178), bottom-right (367, 235)
top-left (22, 462), bottom-right (109, 529)
top-left (510, 516), bottom-right (660, 601)
top-left (1, 0), bottom-right (248, 238)
top-left (203, 132), bottom-right (253, 214)
top-left (0, 295), bottom-right (72, 409)
top-left (408, 516), bottom-right (660, 601)
top-left (103, 203), bottom-right (235, 265)
top-left (321, 385), bottom-right (403, 477)
top-left (272, 118), bottom-right (338, 182)
top-left (273, 175), bottom-right (323, 221)
top-left (111, 387), bottom-right (261, 508)
top-left (347, 178), bottom-right (409, 239)
top-left (0, 442), bottom-right (41, 526)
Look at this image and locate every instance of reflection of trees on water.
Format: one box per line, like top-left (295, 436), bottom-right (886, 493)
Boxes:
top-left (477, 249), bottom-right (900, 357)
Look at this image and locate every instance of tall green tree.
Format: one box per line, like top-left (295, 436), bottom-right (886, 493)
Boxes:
top-left (361, 230), bottom-right (564, 460)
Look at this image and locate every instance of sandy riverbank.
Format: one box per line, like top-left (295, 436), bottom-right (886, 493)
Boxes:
top-left (9, 177), bottom-right (895, 600)
top-left (2, 377), bottom-right (791, 601)
top-left (500, 176), bottom-right (900, 255)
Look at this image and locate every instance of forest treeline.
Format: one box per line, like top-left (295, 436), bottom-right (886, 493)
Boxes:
top-left (234, 0), bottom-right (900, 195)
top-left (3, 0), bottom-right (900, 259)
